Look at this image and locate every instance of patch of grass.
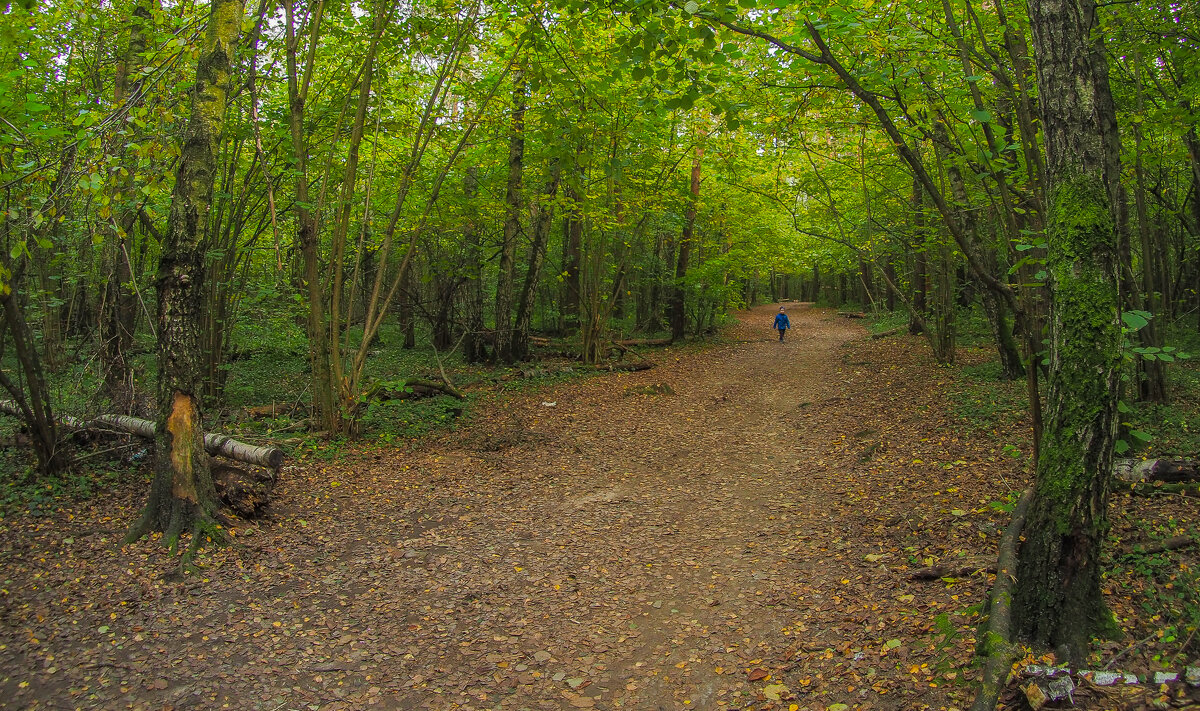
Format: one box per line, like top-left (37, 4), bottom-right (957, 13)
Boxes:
top-left (358, 393), bottom-right (469, 442)
top-left (951, 305), bottom-right (995, 348)
top-left (0, 450), bottom-right (139, 516)
top-left (865, 309), bottom-right (909, 335)
top-left (947, 359), bottom-right (1028, 434)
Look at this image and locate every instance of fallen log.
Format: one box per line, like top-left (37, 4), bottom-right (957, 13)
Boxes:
top-left (615, 338), bottom-right (673, 347)
top-left (970, 487), bottom-right (1036, 711)
top-left (0, 400), bottom-right (284, 470)
top-left (242, 403), bottom-right (305, 419)
top-left (839, 311), bottom-right (867, 319)
top-left (377, 378), bottom-right (464, 401)
top-left (910, 557), bottom-right (995, 581)
top-left (1121, 534), bottom-right (1194, 557)
top-left (1114, 458), bottom-right (1199, 484)
top-left (1122, 481), bottom-right (1200, 498)
top-left (871, 326), bottom-right (904, 339)
top-left (594, 361), bottom-right (655, 372)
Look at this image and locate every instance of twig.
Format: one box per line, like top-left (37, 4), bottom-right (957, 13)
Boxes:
top-left (1104, 629), bottom-right (1160, 670)
top-left (429, 331), bottom-right (467, 398)
top-left (121, 242), bottom-right (157, 340)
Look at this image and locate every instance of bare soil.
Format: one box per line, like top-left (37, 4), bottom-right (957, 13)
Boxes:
top-left (0, 303), bottom-right (1079, 710)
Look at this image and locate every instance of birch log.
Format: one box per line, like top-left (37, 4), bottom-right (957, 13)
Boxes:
top-left (0, 401), bottom-right (284, 469)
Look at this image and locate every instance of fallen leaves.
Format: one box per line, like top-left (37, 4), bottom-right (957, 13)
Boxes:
top-left (0, 305), bottom-right (1068, 709)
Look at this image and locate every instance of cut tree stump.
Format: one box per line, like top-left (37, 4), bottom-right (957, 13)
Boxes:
top-left (212, 463), bottom-right (276, 518)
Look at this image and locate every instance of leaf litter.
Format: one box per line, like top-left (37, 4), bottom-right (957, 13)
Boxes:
top-left (0, 302), bottom-right (1183, 710)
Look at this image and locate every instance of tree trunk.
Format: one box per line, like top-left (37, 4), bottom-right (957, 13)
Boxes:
top-left (401, 261), bottom-right (417, 349)
top-left (284, 0), bottom-right (338, 433)
top-left (1129, 58), bottom-right (1167, 403)
top-left (463, 166), bottom-right (487, 362)
top-left (512, 160), bottom-right (562, 361)
top-left (100, 0), bottom-right (152, 412)
top-left (127, 0), bottom-right (245, 555)
top-left (561, 180), bottom-right (582, 335)
top-left (1012, 0), bottom-right (1123, 661)
top-left (883, 259), bottom-right (897, 311)
top-left (671, 147), bottom-right (701, 342)
top-left (932, 244), bottom-right (956, 364)
top-left (0, 277), bottom-right (64, 476)
top-left (910, 176), bottom-right (928, 336)
top-left (493, 70), bottom-right (526, 364)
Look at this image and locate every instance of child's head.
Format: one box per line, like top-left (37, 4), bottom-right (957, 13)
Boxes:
top-left (779, 306), bottom-right (785, 312)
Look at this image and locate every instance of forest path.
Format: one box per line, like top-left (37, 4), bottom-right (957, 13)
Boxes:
top-left (1, 304), bottom-right (1015, 711)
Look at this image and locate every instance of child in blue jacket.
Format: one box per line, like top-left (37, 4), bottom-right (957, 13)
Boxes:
top-left (774, 306), bottom-right (791, 342)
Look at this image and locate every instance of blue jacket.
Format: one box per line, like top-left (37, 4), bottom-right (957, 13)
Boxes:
top-left (774, 312), bottom-right (790, 329)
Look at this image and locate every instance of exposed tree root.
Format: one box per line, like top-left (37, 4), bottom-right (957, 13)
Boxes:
top-left (124, 496), bottom-right (229, 574)
top-left (970, 487), bottom-right (1035, 711)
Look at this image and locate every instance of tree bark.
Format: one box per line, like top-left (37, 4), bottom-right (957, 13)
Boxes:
top-left (127, 0), bottom-right (245, 555)
top-left (670, 147), bottom-right (701, 342)
top-left (1129, 57), bottom-right (1168, 403)
top-left (1012, 0), bottom-right (1123, 661)
top-left (493, 70), bottom-right (526, 364)
top-left (561, 179), bottom-right (583, 334)
top-left (910, 175), bottom-right (928, 335)
top-left (463, 166), bottom-right (487, 362)
top-left (99, 0), bottom-right (153, 411)
top-left (284, 0), bottom-right (338, 434)
top-left (0, 280), bottom-right (64, 475)
top-left (512, 159), bottom-right (562, 361)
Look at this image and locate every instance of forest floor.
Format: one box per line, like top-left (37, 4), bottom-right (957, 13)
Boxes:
top-left (0, 303), bottom-right (1195, 711)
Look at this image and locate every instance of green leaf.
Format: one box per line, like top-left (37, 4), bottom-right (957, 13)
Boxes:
top-left (970, 108), bottom-right (992, 123)
top-left (1121, 311), bottom-right (1150, 330)
top-left (683, 0), bottom-right (699, 13)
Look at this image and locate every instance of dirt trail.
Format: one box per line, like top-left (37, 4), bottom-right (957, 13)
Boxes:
top-left (1, 303), bottom-right (1013, 711)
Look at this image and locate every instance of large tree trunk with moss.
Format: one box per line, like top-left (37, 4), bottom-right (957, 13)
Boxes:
top-left (1012, 0), bottom-right (1123, 662)
top-left (127, 0), bottom-right (244, 553)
